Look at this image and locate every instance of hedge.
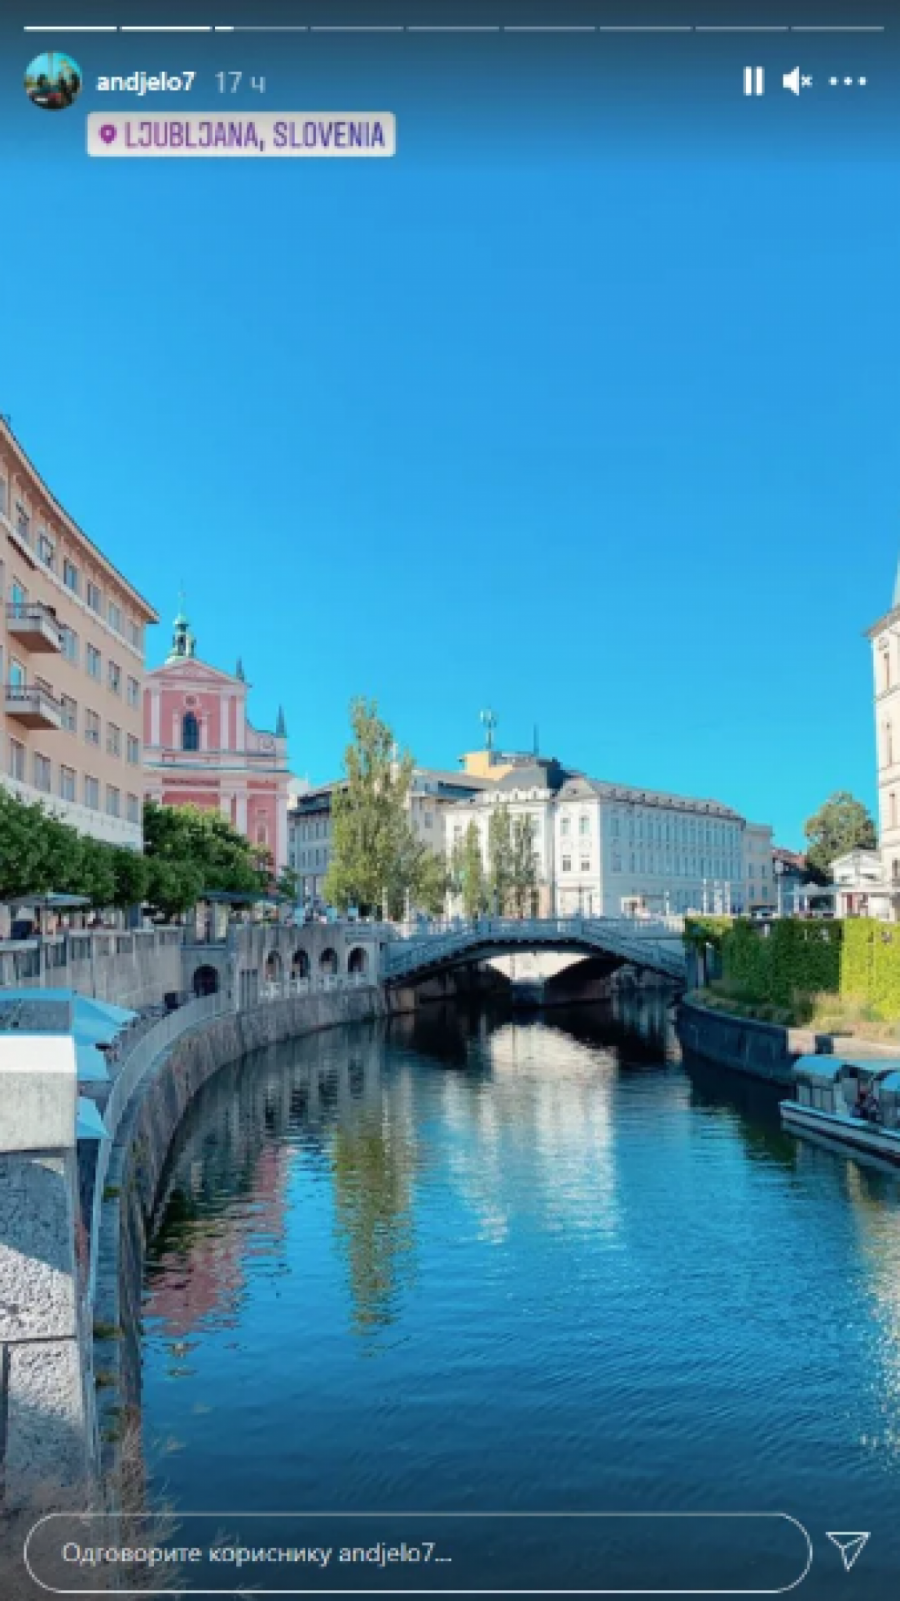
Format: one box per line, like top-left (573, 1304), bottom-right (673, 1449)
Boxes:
top-left (687, 916), bottom-right (900, 1016)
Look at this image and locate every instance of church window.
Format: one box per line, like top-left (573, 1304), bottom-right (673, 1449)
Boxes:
top-left (883, 650), bottom-right (891, 691)
top-left (182, 711), bottom-right (200, 751)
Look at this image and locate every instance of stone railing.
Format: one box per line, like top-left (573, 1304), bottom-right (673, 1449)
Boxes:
top-left (0, 925), bottom-right (185, 990)
top-left (259, 973), bottom-right (370, 1001)
top-left (383, 914), bottom-right (687, 983)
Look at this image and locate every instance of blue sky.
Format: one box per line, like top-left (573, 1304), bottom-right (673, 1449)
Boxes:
top-left (2, 18), bottom-right (899, 849)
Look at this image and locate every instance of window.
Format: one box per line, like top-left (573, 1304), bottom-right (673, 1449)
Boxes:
top-left (9, 657), bottom-right (25, 688)
top-left (84, 776), bottom-right (99, 810)
top-left (33, 753), bottom-right (51, 793)
top-left (580, 856), bottom-right (590, 872)
top-left (37, 531), bottom-right (55, 569)
top-left (108, 660), bottom-right (121, 695)
top-left (87, 644), bottom-right (101, 680)
top-left (182, 711), bottom-right (200, 751)
top-left (15, 504), bottom-right (30, 541)
top-left (85, 709), bottom-right (100, 746)
top-left (562, 854), bottom-right (572, 872)
top-left (63, 558), bottom-right (79, 594)
top-left (424, 811), bottom-right (433, 828)
top-left (87, 580), bottom-right (102, 613)
top-left (8, 739), bottom-right (25, 781)
top-left (127, 792), bottom-right (141, 824)
top-left (60, 694), bottom-right (77, 733)
top-left (127, 675), bottom-right (140, 708)
top-left (61, 625), bottom-right (79, 665)
top-left (106, 786), bottom-right (120, 818)
top-left (579, 815), bottom-right (590, 836)
top-left (128, 619), bottom-right (143, 652)
top-left (10, 579), bottom-right (26, 610)
top-left (612, 852), bottom-right (622, 872)
top-left (561, 816), bottom-right (571, 836)
top-left (127, 734), bottom-right (140, 765)
top-left (107, 722), bottom-right (121, 757)
top-left (0, 478), bottom-right (6, 515)
top-left (60, 766), bottom-right (76, 802)
top-left (108, 601), bottom-right (122, 633)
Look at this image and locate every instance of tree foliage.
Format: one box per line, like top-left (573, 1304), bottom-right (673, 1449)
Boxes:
top-left (510, 814), bottom-right (539, 917)
top-left (451, 821), bottom-right (487, 917)
top-left (143, 800), bottom-right (268, 895)
top-left (804, 790), bottom-right (877, 877)
top-left (0, 789), bottom-right (266, 918)
top-left (325, 697), bottom-right (446, 918)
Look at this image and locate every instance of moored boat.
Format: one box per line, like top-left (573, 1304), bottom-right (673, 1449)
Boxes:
top-left (780, 1055), bottom-right (900, 1165)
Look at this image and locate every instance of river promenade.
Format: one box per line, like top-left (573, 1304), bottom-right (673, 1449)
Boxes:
top-left (0, 918), bottom-right (391, 1523)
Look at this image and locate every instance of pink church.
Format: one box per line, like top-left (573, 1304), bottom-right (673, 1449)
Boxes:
top-left (143, 605), bottom-right (291, 869)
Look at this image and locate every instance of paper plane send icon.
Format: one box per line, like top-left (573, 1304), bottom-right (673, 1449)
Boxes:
top-left (826, 1532), bottom-right (870, 1572)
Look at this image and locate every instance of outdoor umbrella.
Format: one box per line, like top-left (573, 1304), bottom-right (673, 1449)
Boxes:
top-left (75, 1041), bottom-right (111, 1084)
top-left (76, 1096), bottom-right (108, 1140)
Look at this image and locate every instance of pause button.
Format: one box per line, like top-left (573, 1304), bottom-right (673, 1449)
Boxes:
top-left (744, 66), bottom-right (765, 95)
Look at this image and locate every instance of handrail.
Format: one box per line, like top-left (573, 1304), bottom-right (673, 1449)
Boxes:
top-left (382, 914), bottom-right (686, 981)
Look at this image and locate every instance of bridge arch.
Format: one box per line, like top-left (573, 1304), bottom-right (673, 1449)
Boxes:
top-left (319, 946), bottom-right (339, 976)
top-left (382, 916), bottom-right (686, 989)
top-left (192, 963), bottom-right (220, 997)
top-left (265, 949), bottom-right (283, 982)
top-left (348, 945), bottom-right (369, 977)
top-left (292, 948), bottom-right (310, 979)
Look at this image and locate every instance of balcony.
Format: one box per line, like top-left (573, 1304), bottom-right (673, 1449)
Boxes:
top-left (6, 601), bottom-right (63, 653)
top-left (4, 682), bottom-right (63, 729)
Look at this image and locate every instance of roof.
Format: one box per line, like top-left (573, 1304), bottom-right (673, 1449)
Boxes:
top-left (560, 775), bottom-right (743, 819)
top-left (495, 760), bottom-right (576, 794)
top-left (0, 416), bottom-right (159, 622)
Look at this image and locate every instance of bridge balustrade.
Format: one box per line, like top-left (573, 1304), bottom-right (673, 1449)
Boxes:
top-left (383, 914), bottom-right (687, 983)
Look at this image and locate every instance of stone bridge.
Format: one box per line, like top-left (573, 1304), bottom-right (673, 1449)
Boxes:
top-left (383, 915), bottom-right (687, 987)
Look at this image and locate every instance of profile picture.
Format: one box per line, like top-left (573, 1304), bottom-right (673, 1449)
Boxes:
top-left (24, 51), bottom-right (82, 112)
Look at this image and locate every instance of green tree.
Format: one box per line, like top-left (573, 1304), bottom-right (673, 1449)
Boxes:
top-left (143, 800), bottom-right (267, 897)
top-left (325, 697), bottom-right (427, 918)
top-left (73, 838), bottom-right (117, 909)
top-left (456, 821), bottom-right (487, 917)
top-left (0, 790), bottom-right (54, 898)
top-left (276, 864), bottom-right (300, 903)
top-left (145, 856), bottom-right (205, 920)
top-left (110, 848), bottom-right (151, 910)
top-left (510, 814), bottom-right (539, 917)
top-left (487, 803), bottom-right (516, 914)
top-left (804, 790), bottom-right (877, 877)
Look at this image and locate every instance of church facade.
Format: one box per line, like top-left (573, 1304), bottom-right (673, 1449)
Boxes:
top-left (143, 606), bottom-right (291, 869)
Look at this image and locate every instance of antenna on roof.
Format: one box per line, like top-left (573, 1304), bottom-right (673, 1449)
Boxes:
top-left (533, 723), bottom-right (540, 757)
top-left (480, 708), bottom-right (497, 753)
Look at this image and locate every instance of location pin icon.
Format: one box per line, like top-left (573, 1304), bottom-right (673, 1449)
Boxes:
top-left (99, 124), bottom-right (117, 145)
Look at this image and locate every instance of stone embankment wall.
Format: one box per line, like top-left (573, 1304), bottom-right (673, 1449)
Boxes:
top-left (93, 985), bottom-right (387, 1498)
top-left (676, 996), bottom-right (808, 1085)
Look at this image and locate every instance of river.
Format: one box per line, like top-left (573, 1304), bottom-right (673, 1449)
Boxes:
top-left (139, 999), bottom-right (900, 1596)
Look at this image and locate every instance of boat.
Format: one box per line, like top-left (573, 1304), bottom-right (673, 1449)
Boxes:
top-left (780, 1055), bottom-right (900, 1166)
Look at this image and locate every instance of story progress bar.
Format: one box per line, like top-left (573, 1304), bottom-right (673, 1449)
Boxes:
top-left (21, 22), bottom-right (889, 36)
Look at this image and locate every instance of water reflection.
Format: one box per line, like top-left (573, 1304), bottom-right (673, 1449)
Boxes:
top-left (141, 998), bottom-right (900, 1599)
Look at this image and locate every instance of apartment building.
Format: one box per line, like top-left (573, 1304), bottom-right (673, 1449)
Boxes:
top-left (0, 419), bottom-right (158, 849)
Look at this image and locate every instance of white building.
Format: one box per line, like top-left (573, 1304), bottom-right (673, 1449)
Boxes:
top-left (866, 569), bottom-right (900, 916)
top-left (288, 766), bottom-right (494, 905)
top-left (445, 758), bottom-right (769, 918)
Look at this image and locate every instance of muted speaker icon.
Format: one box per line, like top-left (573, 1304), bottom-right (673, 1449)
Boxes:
top-left (783, 66), bottom-right (801, 95)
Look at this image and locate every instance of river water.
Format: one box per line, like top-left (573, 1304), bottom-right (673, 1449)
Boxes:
top-left (140, 1000), bottom-right (900, 1597)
